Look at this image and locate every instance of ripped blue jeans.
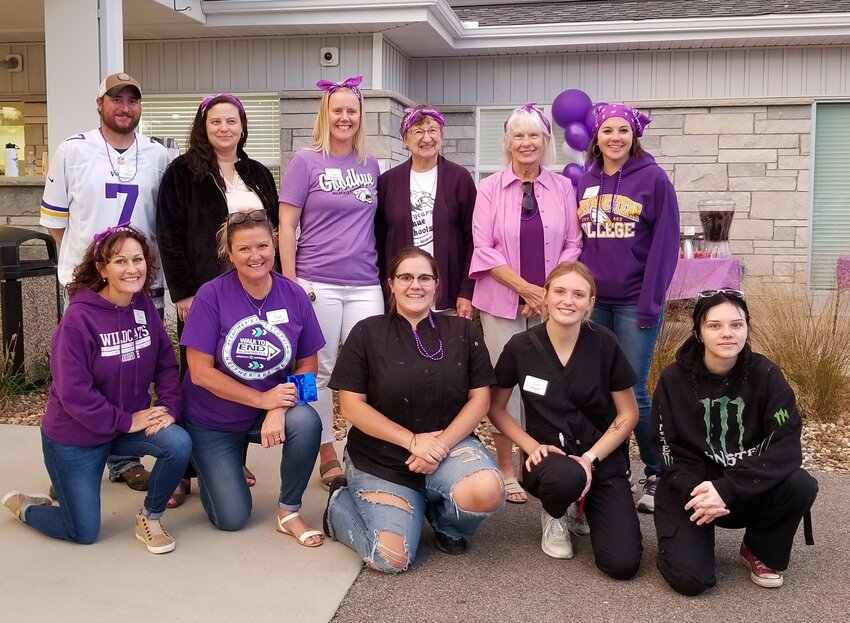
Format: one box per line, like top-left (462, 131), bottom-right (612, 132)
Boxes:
top-left (328, 437), bottom-right (502, 573)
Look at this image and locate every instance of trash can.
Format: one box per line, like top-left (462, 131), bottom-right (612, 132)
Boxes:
top-left (0, 226), bottom-right (59, 377)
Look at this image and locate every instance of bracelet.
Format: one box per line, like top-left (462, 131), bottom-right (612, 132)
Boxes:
top-left (408, 433), bottom-right (416, 452)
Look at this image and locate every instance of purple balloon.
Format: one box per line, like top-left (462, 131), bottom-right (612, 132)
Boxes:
top-left (564, 122), bottom-right (590, 152)
top-left (562, 163), bottom-right (583, 187)
top-left (551, 89), bottom-right (593, 128)
top-left (585, 101), bottom-right (608, 133)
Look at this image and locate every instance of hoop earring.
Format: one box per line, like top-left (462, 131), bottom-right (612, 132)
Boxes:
top-left (591, 144), bottom-right (602, 159)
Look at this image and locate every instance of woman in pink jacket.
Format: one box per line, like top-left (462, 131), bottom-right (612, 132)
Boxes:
top-left (470, 103), bottom-right (582, 503)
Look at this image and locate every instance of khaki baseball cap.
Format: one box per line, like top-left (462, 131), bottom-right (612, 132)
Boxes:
top-left (97, 72), bottom-right (142, 98)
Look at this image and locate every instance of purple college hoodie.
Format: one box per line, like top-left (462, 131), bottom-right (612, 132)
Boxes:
top-left (42, 289), bottom-right (180, 447)
top-left (576, 153), bottom-right (680, 327)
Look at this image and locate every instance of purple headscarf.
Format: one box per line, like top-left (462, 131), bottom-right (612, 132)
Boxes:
top-left (199, 93), bottom-right (245, 117)
top-left (504, 103), bottom-right (552, 135)
top-left (591, 103), bottom-right (652, 138)
top-left (399, 107), bottom-right (446, 138)
top-left (316, 75), bottom-right (363, 101)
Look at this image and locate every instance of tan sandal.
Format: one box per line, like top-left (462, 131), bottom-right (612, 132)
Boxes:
top-left (276, 512), bottom-right (324, 548)
top-left (503, 477), bottom-right (528, 504)
top-left (319, 459), bottom-right (342, 491)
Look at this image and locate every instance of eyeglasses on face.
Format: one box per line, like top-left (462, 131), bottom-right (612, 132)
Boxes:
top-left (409, 128), bottom-right (441, 139)
top-left (521, 181), bottom-right (534, 214)
top-left (227, 210), bottom-right (268, 226)
top-left (696, 288), bottom-right (745, 300)
top-left (394, 273), bottom-right (437, 286)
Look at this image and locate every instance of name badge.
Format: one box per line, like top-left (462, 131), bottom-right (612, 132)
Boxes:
top-left (119, 164), bottom-right (136, 179)
top-left (583, 185), bottom-right (600, 199)
top-left (266, 308), bottom-right (289, 325)
top-left (134, 309), bottom-right (146, 325)
top-left (523, 375), bottom-right (548, 396)
top-left (324, 168), bottom-right (344, 182)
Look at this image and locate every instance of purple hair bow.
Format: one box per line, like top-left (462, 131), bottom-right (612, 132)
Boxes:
top-left (93, 222), bottom-right (135, 256)
top-left (591, 103), bottom-right (652, 138)
top-left (316, 75), bottom-right (363, 100)
top-left (199, 93), bottom-right (245, 117)
top-left (504, 103), bottom-right (552, 134)
top-left (399, 107), bottom-right (445, 137)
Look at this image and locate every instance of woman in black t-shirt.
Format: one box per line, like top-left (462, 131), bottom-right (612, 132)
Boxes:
top-left (490, 261), bottom-right (643, 579)
top-left (325, 247), bottom-right (505, 573)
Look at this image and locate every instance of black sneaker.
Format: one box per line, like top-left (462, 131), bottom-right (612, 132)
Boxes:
top-left (434, 531), bottom-right (467, 555)
top-left (636, 475), bottom-right (658, 513)
top-left (323, 476), bottom-right (347, 538)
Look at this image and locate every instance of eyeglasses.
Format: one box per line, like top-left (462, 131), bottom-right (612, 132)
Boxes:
top-left (394, 273), bottom-right (437, 286)
top-left (521, 181), bottom-right (534, 214)
top-left (408, 128), bottom-right (441, 139)
top-left (697, 289), bottom-right (745, 300)
top-left (227, 210), bottom-right (268, 227)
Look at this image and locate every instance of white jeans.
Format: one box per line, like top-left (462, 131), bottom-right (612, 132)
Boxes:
top-left (299, 279), bottom-right (384, 444)
top-left (480, 308), bottom-right (542, 428)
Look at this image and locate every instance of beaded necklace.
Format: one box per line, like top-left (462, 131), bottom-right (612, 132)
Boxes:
top-left (100, 127), bottom-right (139, 183)
top-left (596, 167), bottom-right (623, 219)
top-left (410, 311), bottom-right (444, 361)
top-left (520, 180), bottom-right (539, 221)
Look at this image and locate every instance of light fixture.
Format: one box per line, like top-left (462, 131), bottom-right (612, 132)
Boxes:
top-left (1, 54), bottom-right (23, 73)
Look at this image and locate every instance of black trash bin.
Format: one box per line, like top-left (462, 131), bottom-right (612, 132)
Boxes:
top-left (0, 226), bottom-right (59, 375)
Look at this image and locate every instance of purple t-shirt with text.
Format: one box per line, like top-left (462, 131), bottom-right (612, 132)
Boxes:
top-left (181, 270), bottom-right (325, 432)
top-left (279, 149), bottom-right (380, 286)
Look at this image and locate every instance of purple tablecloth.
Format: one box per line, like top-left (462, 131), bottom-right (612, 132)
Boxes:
top-left (666, 258), bottom-right (741, 301)
top-left (837, 256), bottom-right (850, 290)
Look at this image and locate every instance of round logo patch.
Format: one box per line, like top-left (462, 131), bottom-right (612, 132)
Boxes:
top-left (222, 315), bottom-right (293, 380)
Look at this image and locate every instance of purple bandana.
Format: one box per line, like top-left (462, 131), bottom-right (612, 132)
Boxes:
top-left (316, 75), bottom-right (363, 101)
top-left (199, 93), bottom-right (245, 117)
top-left (399, 107), bottom-right (446, 138)
top-left (591, 103), bottom-right (652, 138)
top-left (504, 103), bottom-right (552, 135)
top-left (92, 222), bottom-right (137, 257)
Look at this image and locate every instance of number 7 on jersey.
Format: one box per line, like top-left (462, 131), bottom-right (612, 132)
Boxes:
top-left (105, 183), bottom-right (139, 224)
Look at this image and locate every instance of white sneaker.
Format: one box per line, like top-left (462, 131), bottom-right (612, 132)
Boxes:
top-left (566, 502), bottom-right (590, 536)
top-left (541, 510), bottom-right (573, 559)
top-left (636, 475), bottom-right (658, 514)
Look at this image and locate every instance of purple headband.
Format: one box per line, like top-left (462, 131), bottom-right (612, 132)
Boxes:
top-left (316, 75), bottom-right (363, 101)
top-left (199, 93), bottom-right (245, 117)
top-left (504, 103), bottom-right (552, 135)
top-left (591, 103), bottom-right (652, 138)
top-left (399, 107), bottom-right (445, 138)
top-left (92, 222), bottom-right (137, 257)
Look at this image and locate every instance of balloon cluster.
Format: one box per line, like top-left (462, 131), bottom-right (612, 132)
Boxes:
top-left (550, 89), bottom-right (605, 189)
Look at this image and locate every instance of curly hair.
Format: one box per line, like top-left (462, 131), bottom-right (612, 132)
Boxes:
top-left (66, 226), bottom-right (156, 299)
top-left (184, 94), bottom-right (248, 189)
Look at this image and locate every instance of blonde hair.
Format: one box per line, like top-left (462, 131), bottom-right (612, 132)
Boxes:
top-left (310, 88), bottom-right (368, 165)
top-left (542, 261), bottom-right (597, 322)
top-left (501, 108), bottom-right (555, 167)
top-left (215, 210), bottom-right (278, 263)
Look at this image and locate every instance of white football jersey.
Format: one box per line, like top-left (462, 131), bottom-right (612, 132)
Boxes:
top-left (40, 128), bottom-right (169, 287)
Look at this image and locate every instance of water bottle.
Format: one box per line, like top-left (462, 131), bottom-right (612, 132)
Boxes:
top-left (682, 226), bottom-right (695, 260)
top-left (4, 143), bottom-right (19, 177)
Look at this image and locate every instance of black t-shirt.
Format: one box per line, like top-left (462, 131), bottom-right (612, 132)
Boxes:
top-left (494, 322), bottom-right (637, 453)
top-left (330, 313), bottom-right (496, 490)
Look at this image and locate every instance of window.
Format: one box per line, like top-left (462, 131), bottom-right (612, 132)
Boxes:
top-left (811, 103), bottom-right (850, 289)
top-left (139, 95), bottom-right (280, 182)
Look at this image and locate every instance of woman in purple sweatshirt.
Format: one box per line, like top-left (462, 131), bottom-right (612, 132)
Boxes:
top-left (576, 104), bottom-right (681, 515)
top-left (2, 225), bottom-right (190, 554)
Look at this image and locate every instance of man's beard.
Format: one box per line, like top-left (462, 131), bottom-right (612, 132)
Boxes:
top-left (101, 113), bottom-right (140, 135)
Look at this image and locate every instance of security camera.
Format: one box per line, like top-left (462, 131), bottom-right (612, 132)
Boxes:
top-left (320, 47), bottom-right (339, 67)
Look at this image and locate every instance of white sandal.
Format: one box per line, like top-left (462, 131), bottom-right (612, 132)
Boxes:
top-left (276, 511), bottom-right (324, 548)
top-left (503, 477), bottom-right (528, 504)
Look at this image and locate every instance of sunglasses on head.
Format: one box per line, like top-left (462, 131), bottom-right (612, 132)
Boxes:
top-left (521, 181), bottom-right (534, 214)
top-left (696, 288), bottom-right (745, 300)
top-left (227, 210), bottom-right (268, 227)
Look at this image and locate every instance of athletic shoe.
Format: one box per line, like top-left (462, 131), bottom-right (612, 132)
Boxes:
top-left (2, 490), bottom-right (53, 521)
top-left (540, 510), bottom-right (573, 559)
top-left (566, 502), bottom-right (590, 536)
top-left (636, 475), bottom-right (658, 513)
top-left (740, 542), bottom-right (784, 588)
top-left (135, 512), bottom-right (176, 554)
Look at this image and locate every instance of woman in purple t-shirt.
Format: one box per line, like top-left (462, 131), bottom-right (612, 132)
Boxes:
top-left (181, 210), bottom-right (326, 545)
top-left (279, 76), bottom-right (383, 488)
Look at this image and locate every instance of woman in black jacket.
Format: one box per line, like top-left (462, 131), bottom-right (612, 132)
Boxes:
top-left (157, 93), bottom-right (279, 504)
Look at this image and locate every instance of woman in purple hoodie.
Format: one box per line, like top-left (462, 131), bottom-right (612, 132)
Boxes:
top-left (2, 225), bottom-right (191, 554)
top-left (576, 104), bottom-right (680, 515)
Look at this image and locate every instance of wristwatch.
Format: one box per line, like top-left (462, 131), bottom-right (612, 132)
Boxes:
top-left (582, 451), bottom-right (600, 471)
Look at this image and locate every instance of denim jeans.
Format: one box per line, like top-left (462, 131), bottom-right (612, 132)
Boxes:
top-left (591, 303), bottom-right (663, 477)
top-left (328, 437), bottom-right (504, 573)
top-left (25, 426), bottom-right (191, 544)
top-left (185, 404), bottom-right (321, 531)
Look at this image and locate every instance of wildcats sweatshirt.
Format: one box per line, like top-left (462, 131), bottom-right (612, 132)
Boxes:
top-left (577, 153), bottom-right (680, 327)
top-left (651, 337), bottom-right (803, 508)
top-left (42, 289), bottom-right (180, 446)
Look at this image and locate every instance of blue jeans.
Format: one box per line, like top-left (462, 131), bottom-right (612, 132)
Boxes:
top-left (25, 426), bottom-right (191, 544)
top-left (591, 303), bottom-right (663, 477)
top-left (328, 438), bottom-right (504, 573)
top-left (185, 404), bottom-right (321, 531)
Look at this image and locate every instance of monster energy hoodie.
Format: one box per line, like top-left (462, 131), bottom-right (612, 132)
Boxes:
top-left (651, 336), bottom-right (803, 508)
top-left (42, 288), bottom-right (180, 447)
top-left (576, 153), bottom-right (680, 327)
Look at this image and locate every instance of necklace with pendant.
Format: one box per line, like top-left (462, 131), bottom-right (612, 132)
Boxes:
top-left (243, 279), bottom-right (272, 317)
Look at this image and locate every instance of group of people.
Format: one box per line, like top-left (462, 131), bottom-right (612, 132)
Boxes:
top-left (1, 71), bottom-right (817, 595)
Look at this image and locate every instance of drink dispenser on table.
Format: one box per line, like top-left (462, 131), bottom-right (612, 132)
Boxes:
top-left (698, 199), bottom-right (735, 258)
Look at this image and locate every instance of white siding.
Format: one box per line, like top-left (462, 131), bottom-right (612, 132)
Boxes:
top-left (0, 42), bottom-right (45, 96)
top-left (382, 39), bottom-right (410, 97)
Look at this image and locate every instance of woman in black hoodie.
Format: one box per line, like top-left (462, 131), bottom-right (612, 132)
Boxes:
top-left (651, 289), bottom-right (817, 595)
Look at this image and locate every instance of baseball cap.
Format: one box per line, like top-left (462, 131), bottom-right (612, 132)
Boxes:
top-left (97, 72), bottom-right (142, 99)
